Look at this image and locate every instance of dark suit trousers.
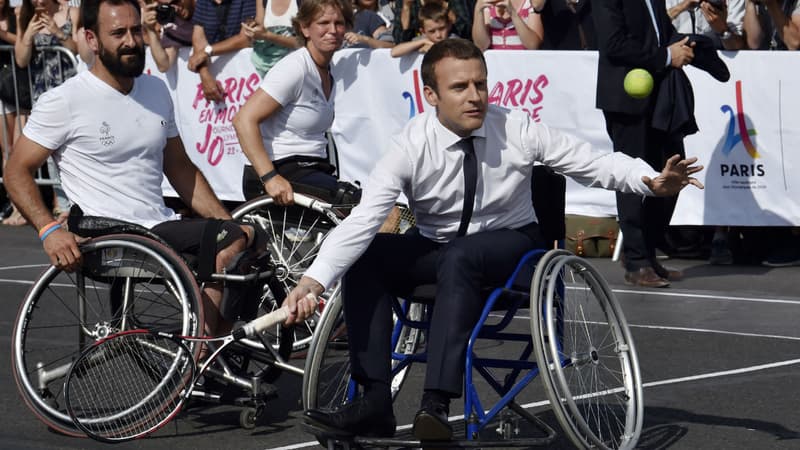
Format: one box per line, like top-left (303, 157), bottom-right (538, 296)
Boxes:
top-left (603, 111), bottom-right (685, 271)
top-left (342, 225), bottom-right (544, 397)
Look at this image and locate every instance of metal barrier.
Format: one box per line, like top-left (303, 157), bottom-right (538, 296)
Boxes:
top-left (1, 44), bottom-right (79, 187)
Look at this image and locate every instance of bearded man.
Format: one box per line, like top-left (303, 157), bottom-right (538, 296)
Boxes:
top-left (4, 0), bottom-right (310, 337)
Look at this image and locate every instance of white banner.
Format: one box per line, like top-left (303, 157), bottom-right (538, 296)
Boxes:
top-left (673, 53), bottom-right (800, 226)
top-left (146, 48), bottom-right (257, 201)
top-left (145, 48), bottom-right (800, 225)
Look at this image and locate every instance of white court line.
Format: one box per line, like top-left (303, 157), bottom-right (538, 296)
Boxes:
top-left (610, 287), bottom-right (800, 305)
top-left (2, 272), bottom-right (797, 304)
top-left (0, 278), bottom-right (76, 289)
top-left (627, 323), bottom-right (800, 341)
top-left (0, 264), bottom-right (48, 271)
top-left (267, 357), bottom-right (800, 450)
top-left (0, 278), bottom-right (39, 286)
top-left (500, 313), bottom-right (800, 342)
top-left (0, 278), bottom-right (41, 286)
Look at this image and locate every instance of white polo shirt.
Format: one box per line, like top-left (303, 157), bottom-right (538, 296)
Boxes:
top-left (23, 71), bottom-right (180, 228)
top-left (258, 47), bottom-right (334, 162)
top-left (305, 105), bottom-right (660, 289)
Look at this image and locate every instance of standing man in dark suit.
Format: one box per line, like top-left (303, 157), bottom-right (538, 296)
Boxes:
top-left (593, 0), bottom-right (696, 287)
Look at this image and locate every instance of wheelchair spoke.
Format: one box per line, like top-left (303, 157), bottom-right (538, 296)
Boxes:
top-left (232, 197), bottom-right (342, 355)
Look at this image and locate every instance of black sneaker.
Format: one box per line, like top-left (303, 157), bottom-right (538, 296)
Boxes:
top-left (763, 246), bottom-right (800, 267)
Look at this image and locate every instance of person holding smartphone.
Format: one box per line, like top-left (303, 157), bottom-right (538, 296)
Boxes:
top-left (667, 0), bottom-right (747, 49)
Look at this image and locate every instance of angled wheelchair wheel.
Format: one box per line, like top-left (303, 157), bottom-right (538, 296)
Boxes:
top-left (232, 194), bottom-right (344, 354)
top-left (531, 250), bottom-right (643, 450)
top-left (301, 288), bottom-right (349, 411)
top-left (11, 235), bottom-right (203, 436)
top-left (302, 294), bottom-right (424, 411)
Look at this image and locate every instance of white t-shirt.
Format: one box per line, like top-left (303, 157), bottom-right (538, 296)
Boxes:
top-left (24, 71), bottom-right (181, 228)
top-left (258, 47), bottom-right (334, 162)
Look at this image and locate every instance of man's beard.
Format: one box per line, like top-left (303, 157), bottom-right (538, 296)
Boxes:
top-left (98, 41), bottom-right (145, 78)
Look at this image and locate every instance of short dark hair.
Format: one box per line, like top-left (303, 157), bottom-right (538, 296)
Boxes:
top-left (418, 2), bottom-right (450, 24)
top-left (421, 39), bottom-right (487, 94)
top-left (292, 0), bottom-right (354, 46)
top-left (81, 0), bottom-right (140, 34)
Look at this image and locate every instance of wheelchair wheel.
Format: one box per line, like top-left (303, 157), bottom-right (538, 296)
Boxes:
top-left (531, 250), bottom-right (643, 450)
top-left (232, 194), bottom-right (344, 354)
top-left (302, 294), bottom-right (424, 411)
top-left (11, 235), bottom-right (203, 436)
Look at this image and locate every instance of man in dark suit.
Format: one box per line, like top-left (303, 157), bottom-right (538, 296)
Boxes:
top-left (287, 38), bottom-right (703, 442)
top-left (593, 0), bottom-right (696, 287)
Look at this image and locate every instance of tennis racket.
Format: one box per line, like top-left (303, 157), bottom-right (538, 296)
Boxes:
top-left (64, 294), bottom-right (318, 442)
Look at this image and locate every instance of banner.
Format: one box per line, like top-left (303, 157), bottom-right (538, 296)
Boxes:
top-left (146, 48), bottom-right (258, 201)
top-left (146, 48), bottom-right (800, 225)
top-left (673, 53), bottom-right (800, 226)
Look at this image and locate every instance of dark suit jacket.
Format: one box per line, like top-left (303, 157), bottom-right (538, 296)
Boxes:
top-left (540, 0), bottom-right (597, 50)
top-left (593, 0), bottom-right (675, 114)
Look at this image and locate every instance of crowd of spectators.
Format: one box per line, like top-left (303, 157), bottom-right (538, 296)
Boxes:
top-left (0, 0), bottom-right (798, 266)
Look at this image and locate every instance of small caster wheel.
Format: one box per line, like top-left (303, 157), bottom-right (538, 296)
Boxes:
top-left (39, 390), bottom-right (58, 409)
top-left (239, 407), bottom-right (257, 429)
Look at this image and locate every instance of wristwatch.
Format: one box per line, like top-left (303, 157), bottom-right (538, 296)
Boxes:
top-left (718, 29), bottom-right (733, 40)
top-left (204, 44), bottom-right (213, 57)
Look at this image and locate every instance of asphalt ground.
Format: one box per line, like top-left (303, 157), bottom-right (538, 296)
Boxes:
top-left (2, 223), bottom-right (800, 450)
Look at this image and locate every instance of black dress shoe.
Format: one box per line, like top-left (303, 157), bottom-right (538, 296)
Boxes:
top-left (304, 397), bottom-right (396, 437)
top-left (413, 400), bottom-right (452, 441)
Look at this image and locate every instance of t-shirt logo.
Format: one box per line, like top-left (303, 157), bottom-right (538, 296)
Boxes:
top-left (99, 121), bottom-right (116, 147)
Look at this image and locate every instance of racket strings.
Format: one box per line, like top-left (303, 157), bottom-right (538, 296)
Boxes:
top-left (67, 333), bottom-right (194, 440)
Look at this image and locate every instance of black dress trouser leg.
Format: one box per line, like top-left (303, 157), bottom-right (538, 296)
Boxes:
top-left (342, 226), bottom-right (543, 397)
top-left (603, 111), bottom-right (685, 271)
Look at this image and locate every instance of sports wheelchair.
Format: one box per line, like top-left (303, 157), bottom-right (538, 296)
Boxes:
top-left (232, 185), bottom-right (414, 355)
top-left (301, 169), bottom-right (644, 449)
top-left (11, 193), bottom-right (347, 436)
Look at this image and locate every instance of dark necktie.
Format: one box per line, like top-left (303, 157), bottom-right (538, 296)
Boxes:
top-left (457, 137), bottom-right (477, 237)
top-left (648, 0), bottom-right (664, 45)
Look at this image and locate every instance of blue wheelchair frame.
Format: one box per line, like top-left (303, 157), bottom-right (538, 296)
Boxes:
top-left (377, 247), bottom-right (565, 442)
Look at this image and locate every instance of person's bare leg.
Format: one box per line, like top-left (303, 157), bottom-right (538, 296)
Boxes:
top-left (200, 225), bottom-right (254, 337)
top-left (2, 113), bottom-right (28, 226)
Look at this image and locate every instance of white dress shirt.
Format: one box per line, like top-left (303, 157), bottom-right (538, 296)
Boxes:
top-left (305, 105), bottom-right (660, 289)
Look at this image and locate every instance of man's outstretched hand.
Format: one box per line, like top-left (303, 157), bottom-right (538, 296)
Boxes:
top-left (643, 154), bottom-right (704, 196)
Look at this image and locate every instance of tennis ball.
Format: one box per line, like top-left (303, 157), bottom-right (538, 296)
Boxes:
top-left (623, 68), bottom-right (654, 99)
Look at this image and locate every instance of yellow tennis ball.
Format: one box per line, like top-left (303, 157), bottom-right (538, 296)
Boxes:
top-left (623, 68), bottom-right (654, 99)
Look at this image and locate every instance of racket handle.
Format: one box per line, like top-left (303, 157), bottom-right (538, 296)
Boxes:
top-left (233, 293), bottom-right (317, 340)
